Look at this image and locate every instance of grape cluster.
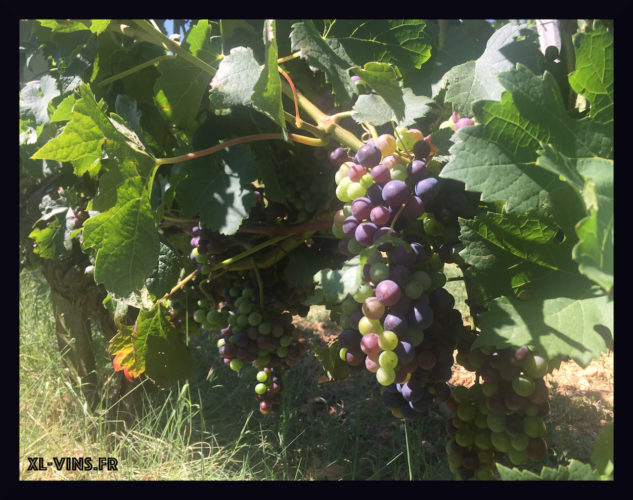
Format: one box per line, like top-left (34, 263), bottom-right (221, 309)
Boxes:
top-left (444, 339), bottom-right (550, 480)
top-left (327, 129), bottom-right (467, 420)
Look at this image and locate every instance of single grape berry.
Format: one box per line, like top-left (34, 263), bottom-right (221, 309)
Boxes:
top-left (355, 143), bottom-right (382, 168)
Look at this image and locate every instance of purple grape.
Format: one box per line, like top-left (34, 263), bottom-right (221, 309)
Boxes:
top-left (382, 390), bottom-right (404, 410)
top-left (191, 225), bottom-right (201, 236)
top-left (337, 238), bottom-right (354, 256)
top-left (342, 216), bottom-right (360, 237)
top-left (415, 177), bottom-right (439, 203)
top-left (366, 184), bottom-right (384, 205)
top-left (400, 379), bottom-right (425, 403)
top-left (355, 143), bottom-right (382, 168)
top-left (395, 340), bottom-right (416, 365)
top-left (409, 301), bottom-right (434, 329)
top-left (338, 329), bottom-right (362, 349)
top-left (408, 159), bottom-right (429, 182)
top-left (373, 227), bottom-right (395, 251)
top-left (382, 180), bottom-right (410, 208)
top-left (375, 280), bottom-right (401, 307)
top-left (391, 244), bottom-right (416, 266)
top-left (190, 236), bottom-right (200, 248)
top-left (454, 117), bottom-right (475, 131)
top-left (351, 197), bottom-right (373, 221)
top-left (401, 196), bottom-right (425, 220)
top-left (349, 311), bottom-right (363, 329)
top-left (413, 139), bottom-right (431, 159)
top-left (390, 294), bottom-right (412, 314)
top-left (329, 147), bottom-right (351, 167)
top-left (390, 264), bottom-right (412, 288)
top-left (370, 205), bottom-right (392, 226)
top-left (410, 242), bottom-right (426, 262)
top-left (370, 164), bottom-right (390, 184)
top-left (355, 222), bottom-right (378, 246)
top-left (383, 313), bottom-right (408, 335)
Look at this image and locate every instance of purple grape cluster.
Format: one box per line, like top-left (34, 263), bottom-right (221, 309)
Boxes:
top-left (327, 132), bottom-right (468, 420)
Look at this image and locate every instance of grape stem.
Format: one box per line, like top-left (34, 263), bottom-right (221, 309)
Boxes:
top-left (98, 54), bottom-right (176, 87)
top-left (238, 220), bottom-right (332, 236)
top-left (250, 257), bottom-right (266, 311)
top-left (155, 133), bottom-right (325, 166)
top-left (159, 268), bottom-right (199, 302)
top-left (278, 67), bottom-right (302, 128)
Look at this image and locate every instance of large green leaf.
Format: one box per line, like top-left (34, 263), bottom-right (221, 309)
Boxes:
top-left (313, 255), bottom-right (362, 304)
top-left (473, 272), bottom-right (612, 367)
top-left (591, 423), bottom-right (614, 479)
top-left (82, 177), bottom-right (160, 298)
top-left (497, 460), bottom-right (601, 480)
top-left (352, 88), bottom-right (432, 127)
top-left (20, 74), bottom-right (60, 124)
top-left (175, 146), bottom-right (257, 235)
top-left (323, 19), bottom-right (432, 75)
top-left (289, 20), bottom-right (357, 106)
top-left (437, 22), bottom-right (544, 116)
top-left (568, 26), bottom-right (614, 125)
top-left (109, 303), bottom-right (197, 387)
top-left (145, 240), bottom-right (185, 301)
top-left (352, 62), bottom-right (405, 122)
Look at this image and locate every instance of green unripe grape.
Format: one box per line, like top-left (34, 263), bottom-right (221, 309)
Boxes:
top-left (510, 433), bottom-right (530, 451)
top-left (256, 370), bottom-right (268, 383)
top-left (228, 314), bottom-right (238, 326)
top-left (280, 335), bottom-right (293, 347)
top-left (242, 288), bottom-right (253, 298)
top-left (422, 213), bottom-right (444, 237)
top-left (358, 316), bottom-right (383, 335)
top-left (512, 375), bottom-right (536, 397)
top-left (508, 449), bottom-right (527, 466)
top-left (429, 270), bottom-right (447, 289)
top-left (359, 173), bottom-right (374, 189)
top-left (523, 415), bottom-right (546, 438)
top-left (405, 280), bottom-right (425, 299)
top-left (379, 350), bottom-right (398, 370)
top-left (229, 287), bottom-right (241, 298)
top-left (201, 320), bottom-right (213, 330)
top-left (339, 347), bottom-right (348, 361)
top-left (475, 429), bottom-right (492, 450)
top-left (457, 403), bottom-right (477, 422)
top-left (347, 238), bottom-right (364, 254)
top-left (523, 354), bottom-right (549, 379)
top-left (475, 464), bottom-right (495, 481)
top-left (486, 413), bottom-right (506, 433)
top-left (490, 432), bottom-right (511, 453)
top-left (370, 262), bottom-right (390, 283)
top-left (337, 177), bottom-right (353, 202)
top-left (376, 367), bottom-right (396, 386)
top-left (335, 165), bottom-right (350, 184)
top-left (455, 426), bottom-right (475, 448)
top-left (248, 311), bottom-right (263, 326)
top-left (353, 282), bottom-right (374, 303)
top-left (276, 346), bottom-right (288, 358)
top-left (238, 302), bottom-right (252, 315)
top-left (197, 299), bottom-right (209, 308)
top-left (200, 264), bottom-right (212, 274)
top-left (365, 248), bottom-right (383, 265)
top-left (343, 204), bottom-right (352, 217)
top-left (272, 324), bottom-right (284, 338)
top-left (258, 322), bottom-right (272, 335)
top-left (332, 223), bottom-right (347, 239)
top-left (477, 398), bottom-right (490, 415)
top-left (217, 338), bottom-right (226, 348)
top-left (390, 164), bottom-right (408, 182)
top-left (206, 310), bottom-right (223, 325)
top-left (193, 309), bottom-right (207, 323)
top-left (378, 330), bottom-right (398, 350)
top-left (474, 413), bottom-right (489, 430)
top-left (237, 315), bottom-right (249, 328)
top-left (234, 297), bottom-right (245, 308)
top-left (395, 129), bottom-right (415, 151)
top-left (347, 182), bottom-right (366, 200)
top-left (255, 382), bottom-right (268, 395)
top-left (524, 403), bottom-right (539, 416)
top-left (481, 382), bottom-right (500, 398)
top-left (412, 270), bottom-right (432, 291)
top-left (229, 358), bottom-right (244, 371)
top-left (341, 296), bottom-right (359, 315)
top-left (451, 385), bottom-right (471, 404)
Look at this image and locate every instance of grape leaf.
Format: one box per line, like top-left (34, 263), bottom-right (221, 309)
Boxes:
top-left (591, 423), bottom-right (614, 479)
top-left (290, 20), bottom-right (358, 106)
top-left (473, 272), bottom-right (612, 367)
top-left (437, 21), bottom-right (544, 116)
top-left (29, 216), bottom-right (69, 259)
top-left (175, 148), bottom-right (257, 235)
top-left (49, 94), bottom-right (75, 123)
top-left (109, 303), bottom-right (197, 388)
top-left (314, 340), bottom-right (350, 382)
top-left (20, 74), bottom-right (60, 124)
top-left (568, 26), bottom-right (613, 125)
top-left (283, 245), bottom-right (336, 290)
top-left (209, 44), bottom-right (285, 130)
top-left (497, 460), bottom-right (601, 480)
top-left (323, 20), bottom-right (431, 76)
top-left (352, 88), bottom-right (432, 127)
top-left (352, 62), bottom-right (405, 122)
top-left (313, 255), bottom-right (362, 304)
top-left (82, 176), bottom-right (160, 298)
top-left (145, 240), bottom-right (185, 301)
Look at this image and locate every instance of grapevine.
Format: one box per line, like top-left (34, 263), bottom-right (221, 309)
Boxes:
top-left (20, 19), bottom-right (613, 480)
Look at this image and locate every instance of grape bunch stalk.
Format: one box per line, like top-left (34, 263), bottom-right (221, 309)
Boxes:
top-left (326, 128), bottom-right (471, 421)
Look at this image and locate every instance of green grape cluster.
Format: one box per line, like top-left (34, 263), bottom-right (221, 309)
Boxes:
top-left (445, 340), bottom-right (550, 480)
